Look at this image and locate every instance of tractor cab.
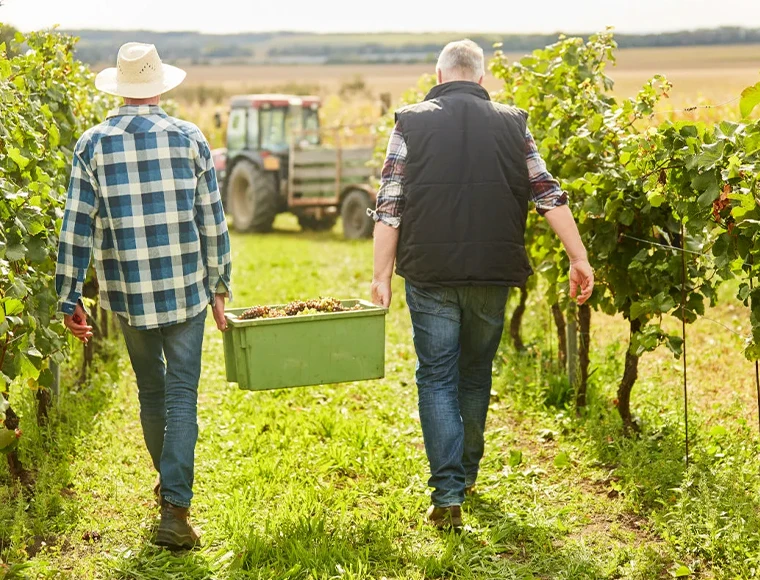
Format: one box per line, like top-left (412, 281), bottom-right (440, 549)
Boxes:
top-left (226, 94), bottom-right (320, 156)
top-left (216, 93), bottom-right (376, 239)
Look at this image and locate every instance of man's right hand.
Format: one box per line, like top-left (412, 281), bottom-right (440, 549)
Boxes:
top-left (64, 303), bottom-right (93, 343)
top-left (371, 279), bottom-right (392, 308)
top-left (212, 294), bottom-right (228, 332)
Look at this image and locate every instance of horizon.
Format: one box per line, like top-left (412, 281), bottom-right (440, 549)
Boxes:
top-left (47, 25), bottom-right (760, 36)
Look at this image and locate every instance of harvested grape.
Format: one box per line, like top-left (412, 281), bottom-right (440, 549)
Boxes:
top-left (236, 297), bottom-right (361, 320)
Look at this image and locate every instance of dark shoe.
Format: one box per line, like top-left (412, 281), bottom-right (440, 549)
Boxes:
top-left (156, 500), bottom-right (201, 550)
top-left (426, 505), bottom-right (463, 530)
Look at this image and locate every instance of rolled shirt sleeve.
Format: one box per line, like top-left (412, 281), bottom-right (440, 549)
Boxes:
top-left (194, 137), bottom-right (232, 302)
top-left (525, 128), bottom-right (568, 215)
top-left (369, 123), bottom-right (407, 228)
top-left (55, 144), bottom-right (97, 315)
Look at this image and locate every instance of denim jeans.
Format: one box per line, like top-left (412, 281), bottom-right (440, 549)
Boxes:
top-left (118, 308), bottom-right (207, 508)
top-left (406, 282), bottom-right (509, 507)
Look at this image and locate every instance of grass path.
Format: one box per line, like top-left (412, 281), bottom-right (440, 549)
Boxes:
top-left (5, 216), bottom-right (760, 579)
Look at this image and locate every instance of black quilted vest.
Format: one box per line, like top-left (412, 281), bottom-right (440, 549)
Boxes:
top-left (395, 81), bottom-right (533, 287)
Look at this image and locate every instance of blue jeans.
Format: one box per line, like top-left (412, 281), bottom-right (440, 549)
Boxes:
top-left (406, 282), bottom-right (509, 507)
top-left (118, 309), bottom-right (207, 508)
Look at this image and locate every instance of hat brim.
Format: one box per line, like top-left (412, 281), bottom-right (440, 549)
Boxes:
top-left (94, 63), bottom-right (186, 98)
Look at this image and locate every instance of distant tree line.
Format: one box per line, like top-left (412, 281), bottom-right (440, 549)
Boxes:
top-left (46, 27), bottom-right (760, 65)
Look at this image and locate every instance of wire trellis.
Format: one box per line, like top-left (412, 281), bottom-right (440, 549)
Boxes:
top-left (617, 228), bottom-right (760, 461)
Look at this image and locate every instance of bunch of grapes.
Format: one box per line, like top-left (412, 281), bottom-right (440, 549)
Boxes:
top-left (238, 305), bottom-right (271, 320)
top-left (237, 297), bottom-right (363, 320)
top-left (283, 300), bottom-right (308, 316)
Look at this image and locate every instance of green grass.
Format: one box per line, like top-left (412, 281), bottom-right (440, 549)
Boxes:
top-left (3, 214), bottom-right (760, 578)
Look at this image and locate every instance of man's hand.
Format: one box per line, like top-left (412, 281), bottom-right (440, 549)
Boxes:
top-left (212, 294), bottom-right (228, 331)
top-left (64, 303), bottom-right (93, 343)
top-left (569, 259), bottom-right (594, 305)
top-left (371, 279), bottom-right (392, 308)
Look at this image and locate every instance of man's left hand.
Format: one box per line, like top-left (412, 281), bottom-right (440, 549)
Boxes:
top-left (212, 294), bottom-right (227, 331)
top-left (569, 259), bottom-right (594, 305)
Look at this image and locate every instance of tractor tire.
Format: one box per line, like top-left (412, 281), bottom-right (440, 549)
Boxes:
top-left (228, 160), bottom-right (277, 233)
top-left (341, 189), bottom-right (374, 239)
top-left (298, 214), bottom-right (338, 232)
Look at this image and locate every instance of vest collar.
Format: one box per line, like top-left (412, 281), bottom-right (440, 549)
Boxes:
top-left (425, 81), bottom-right (491, 102)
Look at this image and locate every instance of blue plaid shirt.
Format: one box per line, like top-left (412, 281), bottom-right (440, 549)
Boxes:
top-left (56, 105), bottom-right (232, 329)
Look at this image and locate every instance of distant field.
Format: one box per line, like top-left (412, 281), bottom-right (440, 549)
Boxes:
top-left (168, 44), bottom-right (760, 147)
top-left (175, 44), bottom-right (760, 106)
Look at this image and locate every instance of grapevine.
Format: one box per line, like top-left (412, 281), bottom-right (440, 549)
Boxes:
top-left (0, 30), bottom-right (117, 477)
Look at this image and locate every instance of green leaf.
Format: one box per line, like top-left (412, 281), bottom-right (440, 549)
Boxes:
top-left (657, 295), bottom-right (676, 313)
top-left (665, 335), bottom-right (684, 358)
top-left (3, 299), bottom-right (24, 317)
top-left (49, 123), bottom-right (60, 149)
top-left (5, 244), bottom-right (26, 262)
top-left (26, 237), bottom-right (48, 264)
top-left (740, 81), bottom-right (760, 118)
top-left (696, 141), bottom-right (725, 169)
top-left (38, 368), bottom-right (55, 389)
top-left (553, 451), bottom-right (571, 468)
top-left (708, 425), bottom-right (728, 438)
top-left (26, 346), bottom-right (43, 359)
top-left (673, 564), bottom-right (692, 577)
top-left (619, 208), bottom-right (634, 226)
top-left (19, 354), bottom-right (40, 381)
top-left (647, 191), bottom-right (666, 208)
top-left (7, 147), bottom-right (31, 171)
top-left (630, 301), bottom-right (649, 320)
top-left (508, 449), bottom-right (523, 468)
top-left (697, 184), bottom-right (720, 207)
top-left (0, 428), bottom-right (19, 454)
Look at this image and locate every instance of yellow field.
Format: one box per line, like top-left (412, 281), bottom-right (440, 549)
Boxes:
top-left (177, 44), bottom-right (759, 102)
top-left (171, 44), bottom-right (760, 147)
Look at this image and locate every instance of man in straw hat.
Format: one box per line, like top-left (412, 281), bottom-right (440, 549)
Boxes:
top-left (56, 43), bottom-right (231, 550)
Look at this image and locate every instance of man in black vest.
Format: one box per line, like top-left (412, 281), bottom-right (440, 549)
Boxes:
top-left (370, 40), bottom-right (593, 530)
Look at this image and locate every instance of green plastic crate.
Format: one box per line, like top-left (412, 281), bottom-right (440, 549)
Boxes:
top-left (223, 299), bottom-right (387, 390)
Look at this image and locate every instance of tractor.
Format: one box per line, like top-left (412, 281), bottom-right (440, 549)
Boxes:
top-left (211, 94), bottom-right (377, 239)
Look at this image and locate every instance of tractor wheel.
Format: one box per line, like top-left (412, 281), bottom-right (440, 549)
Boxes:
top-left (298, 214), bottom-right (338, 232)
top-left (228, 160), bottom-right (277, 233)
top-left (341, 189), bottom-right (374, 239)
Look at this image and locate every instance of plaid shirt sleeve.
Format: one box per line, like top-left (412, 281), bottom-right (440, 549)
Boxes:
top-left (525, 128), bottom-right (568, 215)
top-left (55, 143), bottom-right (97, 315)
top-left (368, 124), bottom-right (566, 225)
top-left (194, 136), bottom-right (232, 302)
top-left (369, 123), bottom-right (406, 228)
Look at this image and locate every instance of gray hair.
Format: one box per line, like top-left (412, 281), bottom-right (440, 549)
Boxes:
top-left (436, 39), bottom-right (485, 82)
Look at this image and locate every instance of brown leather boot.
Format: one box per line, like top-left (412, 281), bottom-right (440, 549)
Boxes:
top-left (156, 500), bottom-right (201, 550)
top-left (426, 505), bottom-right (463, 530)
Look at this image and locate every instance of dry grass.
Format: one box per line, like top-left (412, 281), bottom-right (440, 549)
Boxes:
top-left (588, 291), bottom-right (758, 429)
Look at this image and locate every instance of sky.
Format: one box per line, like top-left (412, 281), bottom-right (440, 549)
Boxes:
top-left (2, 0), bottom-right (760, 34)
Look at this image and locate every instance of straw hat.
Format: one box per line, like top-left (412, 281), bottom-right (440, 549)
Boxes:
top-left (95, 43), bottom-right (186, 98)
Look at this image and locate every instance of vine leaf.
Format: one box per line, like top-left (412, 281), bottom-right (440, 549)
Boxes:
top-left (740, 81), bottom-right (760, 118)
